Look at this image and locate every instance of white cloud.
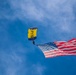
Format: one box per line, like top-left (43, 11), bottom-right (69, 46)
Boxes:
top-left (1, 0), bottom-right (76, 37)
top-left (5, 0), bottom-right (75, 32)
top-left (7, 0), bottom-right (74, 20)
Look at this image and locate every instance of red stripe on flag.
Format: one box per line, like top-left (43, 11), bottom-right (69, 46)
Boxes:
top-left (43, 49), bottom-right (76, 58)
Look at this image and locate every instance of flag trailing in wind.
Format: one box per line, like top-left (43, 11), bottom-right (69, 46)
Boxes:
top-left (37, 38), bottom-right (76, 58)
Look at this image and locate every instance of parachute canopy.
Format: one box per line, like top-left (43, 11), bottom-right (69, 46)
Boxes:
top-left (28, 27), bottom-right (38, 40)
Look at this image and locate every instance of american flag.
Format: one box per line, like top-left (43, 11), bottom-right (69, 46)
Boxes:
top-left (37, 38), bottom-right (76, 58)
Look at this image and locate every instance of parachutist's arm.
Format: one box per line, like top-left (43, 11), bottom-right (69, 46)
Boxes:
top-left (32, 40), bottom-right (38, 46)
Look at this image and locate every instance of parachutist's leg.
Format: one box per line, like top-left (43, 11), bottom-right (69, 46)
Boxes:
top-left (32, 40), bottom-right (35, 45)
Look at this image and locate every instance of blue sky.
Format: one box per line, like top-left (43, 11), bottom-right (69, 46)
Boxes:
top-left (0, 0), bottom-right (76, 75)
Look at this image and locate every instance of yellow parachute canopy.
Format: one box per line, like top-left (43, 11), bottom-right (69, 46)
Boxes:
top-left (28, 27), bottom-right (37, 40)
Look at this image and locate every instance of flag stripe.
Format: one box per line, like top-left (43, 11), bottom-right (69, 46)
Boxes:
top-left (45, 53), bottom-right (76, 58)
top-left (44, 50), bottom-right (76, 57)
top-left (44, 50), bottom-right (64, 57)
top-left (44, 50), bottom-right (76, 58)
top-left (58, 47), bottom-right (76, 51)
top-left (56, 43), bottom-right (76, 48)
top-left (45, 52), bottom-right (68, 58)
top-left (44, 50), bottom-right (76, 55)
